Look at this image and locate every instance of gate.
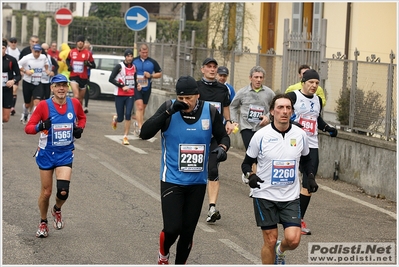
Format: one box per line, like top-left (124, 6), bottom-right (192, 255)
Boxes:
top-left (281, 18), bottom-right (327, 93)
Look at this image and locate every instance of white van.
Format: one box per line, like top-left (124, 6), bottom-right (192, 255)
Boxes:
top-left (88, 54), bottom-right (124, 99)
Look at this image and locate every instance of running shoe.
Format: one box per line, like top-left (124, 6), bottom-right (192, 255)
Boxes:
top-left (301, 219), bottom-right (311, 235)
top-left (10, 107), bottom-right (15, 116)
top-left (52, 209), bottom-right (65, 230)
top-left (27, 112), bottom-right (32, 122)
top-left (84, 108), bottom-right (89, 114)
top-left (241, 173), bottom-right (249, 184)
top-left (20, 113), bottom-right (27, 124)
top-left (274, 240), bottom-right (286, 264)
top-left (135, 128), bottom-right (141, 137)
top-left (112, 115), bottom-right (117, 130)
top-left (158, 252), bottom-right (169, 265)
top-left (122, 137), bottom-right (130, 145)
top-left (206, 206), bottom-right (221, 223)
top-left (35, 222), bottom-right (49, 238)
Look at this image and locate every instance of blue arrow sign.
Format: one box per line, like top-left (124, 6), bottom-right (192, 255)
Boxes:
top-left (124, 6), bottom-right (149, 31)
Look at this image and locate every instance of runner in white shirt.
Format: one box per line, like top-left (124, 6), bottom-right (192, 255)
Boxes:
top-left (241, 94), bottom-right (318, 264)
top-left (286, 69), bottom-right (338, 236)
top-left (18, 44), bottom-right (49, 124)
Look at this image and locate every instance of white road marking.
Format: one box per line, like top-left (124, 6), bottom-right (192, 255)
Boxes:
top-left (104, 135), bottom-right (156, 154)
top-left (219, 239), bottom-right (262, 264)
top-left (100, 161), bottom-right (160, 201)
top-left (318, 184), bottom-right (396, 219)
top-left (197, 222), bottom-right (216, 233)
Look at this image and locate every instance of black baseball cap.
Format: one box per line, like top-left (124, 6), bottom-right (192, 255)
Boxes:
top-left (217, 66), bottom-right (229, 75)
top-left (202, 57), bottom-right (218, 66)
top-left (9, 37), bottom-right (17, 43)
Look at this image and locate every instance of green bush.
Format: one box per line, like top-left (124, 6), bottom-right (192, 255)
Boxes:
top-left (335, 87), bottom-right (384, 131)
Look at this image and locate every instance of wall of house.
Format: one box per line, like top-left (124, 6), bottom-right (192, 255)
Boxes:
top-left (209, 2), bottom-right (396, 64)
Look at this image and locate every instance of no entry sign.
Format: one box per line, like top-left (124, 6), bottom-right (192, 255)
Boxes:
top-left (55, 8), bottom-right (73, 27)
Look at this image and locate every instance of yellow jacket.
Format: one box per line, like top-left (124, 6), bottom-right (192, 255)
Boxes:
top-left (58, 43), bottom-right (71, 74)
top-left (285, 82), bottom-right (326, 107)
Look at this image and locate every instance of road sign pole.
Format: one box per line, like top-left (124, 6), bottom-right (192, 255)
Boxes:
top-left (134, 31), bottom-right (138, 50)
top-left (61, 26), bottom-right (64, 44)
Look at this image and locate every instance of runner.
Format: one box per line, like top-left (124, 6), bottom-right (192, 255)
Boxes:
top-left (108, 49), bottom-right (141, 145)
top-left (18, 44), bottom-right (49, 124)
top-left (24, 74), bottom-right (86, 238)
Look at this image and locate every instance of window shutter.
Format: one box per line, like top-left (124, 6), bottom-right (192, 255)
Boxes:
top-left (292, 3), bottom-right (303, 33)
top-left (312, 3), bottom-right (323, 38)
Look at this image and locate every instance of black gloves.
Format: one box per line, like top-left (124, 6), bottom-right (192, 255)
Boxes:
top-left (167, 100), bottom-right (189, 115)
top-left (211, 146), bottom-right (227, 162)
top-left (307, 173), bottom-right (319, 193)
top-left (324, 125), bottom-right (338, 137)
top-left (67, 66), bottom-right (73, 72)
top-left (38, 118), bottom-right (51, 131)
top-left (248, 174), bottom-right (264, 189)
top-left (84, 60), bottom-right (94, 67)
top-left (73, 127), bottom-right (83, 139)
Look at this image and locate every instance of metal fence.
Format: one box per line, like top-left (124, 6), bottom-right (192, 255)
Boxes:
top-left (90, 41), bottom-right (396, 142)
top-left (8, 14), bottom-right (396, 142)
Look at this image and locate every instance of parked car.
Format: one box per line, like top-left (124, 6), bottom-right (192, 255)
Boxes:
top-left (88, 54), bottom-right (124, 99)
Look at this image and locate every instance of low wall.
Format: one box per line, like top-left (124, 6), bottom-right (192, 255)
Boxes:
top-left (148, 88), bottom-right (397, 202)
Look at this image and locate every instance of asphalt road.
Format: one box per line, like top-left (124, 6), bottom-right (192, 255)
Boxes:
top-left (2, 90), bottom-right (397, 266)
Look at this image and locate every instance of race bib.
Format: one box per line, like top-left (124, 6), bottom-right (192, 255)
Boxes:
top-left (208, 101), bottom-right (222, 114)
top-left (2, 72), bottom-right (8, 87)
top-left (31, 69), bottom-right (42, 85)
top-left (137, 75), bottom-right (148, 87)
top-left (298, 115), bottom-right (317, 135)
top-left (271, 160), bottom-right (296, 185)
top-left (52, 123), bottom-right (73, 146)
top-left (125, 75), bottom-right (135, 89)
top-left (247, 104), bottom-right (265, 122)
top-left (178, 144), bottom-right (205, 172)
top-left (72, 61), bottom-right (84, 73)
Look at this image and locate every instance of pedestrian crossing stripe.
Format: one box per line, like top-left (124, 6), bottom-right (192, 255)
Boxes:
top-left (104, 135), bottom-right (157, 154)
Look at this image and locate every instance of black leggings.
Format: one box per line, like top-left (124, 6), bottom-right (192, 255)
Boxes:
top-left (300, 147), bottom-right (319, 188)
top-left (160, 181), bottom-right (206, 264)
top-left (240, 129), bottom-right (256, 150)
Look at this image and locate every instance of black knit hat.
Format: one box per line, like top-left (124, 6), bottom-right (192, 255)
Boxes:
top-left (124, 49), bottom-right (133, 57)
top-left (302, 69), bottom-right (320, 82)
top-left (175, 76), bottom-right (199, 95)
top-left (76, 35), bottom-right (85, 43)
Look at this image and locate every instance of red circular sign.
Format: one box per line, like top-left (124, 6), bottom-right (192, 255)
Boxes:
top-left (55, 8), bottom-right (73, 26)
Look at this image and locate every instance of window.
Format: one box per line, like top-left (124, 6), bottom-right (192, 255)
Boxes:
top-left (222, 3), bottom-right (244, 52)
top-left (291, 3), bottom-right (323, 37)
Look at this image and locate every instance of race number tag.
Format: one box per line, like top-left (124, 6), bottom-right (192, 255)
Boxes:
top-left (31, 69), bottom-right (42, 85)
top-left (2, 72), bottom-right (8, 87)
top-left (179, 144), bottom-right (205, 172)
top-left (137, 75), bottom-right (148, 87)
top-left (52, 123), bottom-right (73, 146)
top-left (247, 104), bottom-right (265, 122)
top-left (271, 160), bottom-right (296, 185)
top-left (125, 75), bottom-right (135, 89)
top-left (298, 115), bottom-right (317, 135)
top-left (208, 101), bottom-right (222, 114)
top-left (72, 61), bottom-right (84, 73)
